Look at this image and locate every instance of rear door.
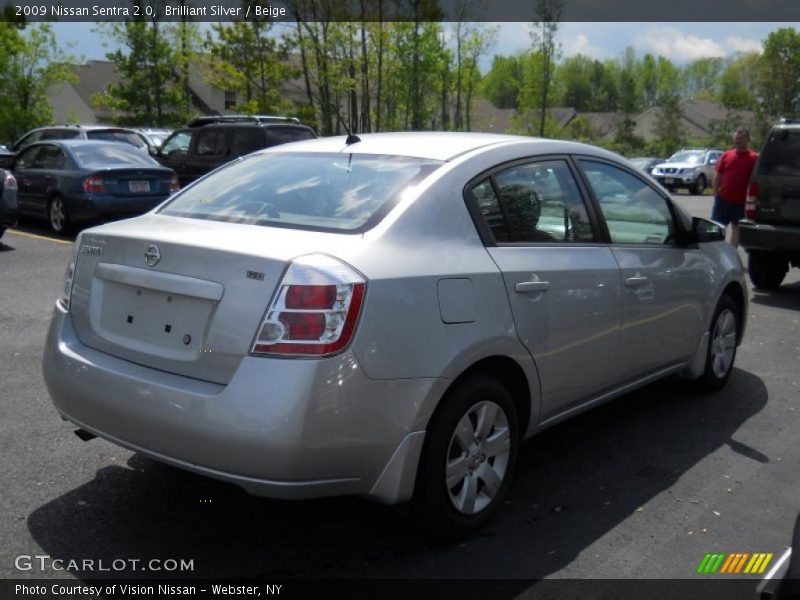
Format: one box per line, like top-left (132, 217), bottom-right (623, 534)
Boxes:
top-left (577, 158), bottom-right (708, 380)
top-left (12, 145), bottom-right (43, 214)
top-left (754, 128), bottom-right (800, 224)
top-left (468, 157), bottom-right (623, 422)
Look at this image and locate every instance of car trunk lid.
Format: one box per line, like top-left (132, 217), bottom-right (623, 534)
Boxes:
top-left (68, 214), bottom-right (363, 384)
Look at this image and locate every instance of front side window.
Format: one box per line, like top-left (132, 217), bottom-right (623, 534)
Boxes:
top-left (469, 159), bottom-right (595, 243)
top-left (581, 160), bottom-right (675, 245)
top-left (159, 152), bottom-right (441, 232)
top-left (161, 131), bottom-right (191, 155)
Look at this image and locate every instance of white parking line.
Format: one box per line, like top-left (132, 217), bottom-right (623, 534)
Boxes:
top-left (6, 229), bottom-right (72, 245)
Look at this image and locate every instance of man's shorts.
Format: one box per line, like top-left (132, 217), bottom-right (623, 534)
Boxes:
top-left (711, 196), bottom-right (745, 226)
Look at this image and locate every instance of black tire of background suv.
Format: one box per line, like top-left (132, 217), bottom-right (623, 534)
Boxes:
top-left (748, 251), bottom-right (789, 290)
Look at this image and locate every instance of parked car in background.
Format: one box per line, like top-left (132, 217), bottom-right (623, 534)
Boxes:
top-left (651, 148), bottom-right (723, 194)
top-left (11, 140), bottom-right (178, 234)
top-left (740, 121), bottom-right (800, 290)
top-left (6, 125), bottom-right (155, 157)
top-left (156, 121), bottom-right (317, 187)
top-left (43, 133), bottom-right (747, 536)
top-left (0, 169), bottom-right (18, 240)
top-left (628, 157), bottom-right (663, 175)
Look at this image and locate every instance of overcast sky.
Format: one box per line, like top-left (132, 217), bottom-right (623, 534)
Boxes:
top-left (52, 21), bottom-right (797, 69)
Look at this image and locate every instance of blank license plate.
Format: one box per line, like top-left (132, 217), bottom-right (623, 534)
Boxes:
top-left (665, 178), bottom-right (675, 184)
top-left (129, 180), bottom-right (150, 193)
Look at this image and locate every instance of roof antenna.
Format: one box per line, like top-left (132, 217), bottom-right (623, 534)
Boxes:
top-left (331, 103), bottom-right (361, 146)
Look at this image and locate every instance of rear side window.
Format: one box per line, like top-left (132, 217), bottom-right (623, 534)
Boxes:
top-left (229, 128), bottom-right (265, 156)
top-left (32, 145), bottom-right (67, 169)
top-left (41, 129), bottom-right (80, 141)
top-left (266, 127), bottom-right (315, 147)
top-left (758, 129), bottom-right (800, 176)
top-left (195, 129), bottom-right (227, 156)
top-left (159, 152), bottom-right (441, 232)
top-left (469, 159), bottom-right (595, 244)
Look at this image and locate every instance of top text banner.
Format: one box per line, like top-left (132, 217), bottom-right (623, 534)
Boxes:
top-left (3, 0), bottom-right (800, 22)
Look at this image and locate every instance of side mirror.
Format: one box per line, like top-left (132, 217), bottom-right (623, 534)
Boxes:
top-left (690, 217), bottom-right (724, 243)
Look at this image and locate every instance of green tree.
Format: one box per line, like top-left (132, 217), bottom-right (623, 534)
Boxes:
top-left (0, 23), bottom-right (74, 144)
top-left (97, 5), bottom-right (187, 127)
top-left (480, 54), bottom-right (523, 109)
top-left (757, 27), bottom-right (800, 119)
top-left (719, 52), bottom-right (759, 110)
top-left (204, 20), bottom-right (294, 115)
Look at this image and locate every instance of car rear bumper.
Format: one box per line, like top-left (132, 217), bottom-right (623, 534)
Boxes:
top-left (42, 302), bottom-right (441, 503)
top-left (69, 194), bottom-right (169, 222)
top-left (740, 220), bottom-right (800, 254)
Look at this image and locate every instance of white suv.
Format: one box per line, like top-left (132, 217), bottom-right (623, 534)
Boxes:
top-left (652, 148), bottom-right (722, 194)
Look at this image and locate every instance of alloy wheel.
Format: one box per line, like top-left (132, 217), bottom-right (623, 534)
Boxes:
top-left (445, 400), bottom-right (511, 515)
top-left (710, 308), bottom-right (737, 379)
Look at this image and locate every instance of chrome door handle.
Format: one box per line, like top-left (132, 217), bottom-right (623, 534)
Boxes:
top-left (625, 276), bottom-right (648, 287)
top-left (515, 281), bottom-right (550, 293)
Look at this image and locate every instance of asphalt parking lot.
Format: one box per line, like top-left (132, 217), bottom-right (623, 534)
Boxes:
top-left (1, 196), bottom-right (798, 587)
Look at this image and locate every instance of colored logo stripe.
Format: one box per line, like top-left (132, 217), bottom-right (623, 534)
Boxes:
top-left (698, 553), bottom-right (774, 575)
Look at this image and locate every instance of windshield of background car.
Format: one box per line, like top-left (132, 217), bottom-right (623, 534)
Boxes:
top-left (71, 144), bottom-right (161, 169)
top-left (159, 152), bottom-right (442, 232)
top-left (758, 129), bottom-right (800, 176)
top-left (668, 152), bottom-right (704, 164)
top-left (86, 130), bottom-right (147, 148)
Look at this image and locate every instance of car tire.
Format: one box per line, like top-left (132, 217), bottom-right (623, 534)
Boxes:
top-left (748, 251), bottom-right (788, 290)
top-left (695, 294), bottom-right (739, 393)
top-left (691, 174), bottom-right (706, 195)
top-left (48, 195), bottom-right (71, 235)
top-left (410, 374), bottom-right (519, 538)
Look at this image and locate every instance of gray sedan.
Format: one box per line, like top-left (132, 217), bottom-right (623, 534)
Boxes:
top-left (42, 133), bottom-right (747, 536)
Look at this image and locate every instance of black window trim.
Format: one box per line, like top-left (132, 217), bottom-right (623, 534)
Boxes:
top-left (463, 153), bottom-right (606, 248)
top-left (572, 154), bottom-right (691, 248)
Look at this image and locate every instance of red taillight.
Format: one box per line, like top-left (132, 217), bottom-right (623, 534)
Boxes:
top-left (251, 254), bottom-right (366, 357)
top-left (83, 174), bottom-right (107, 194)
top-left (745, 181), bottom-right (759, 220)
top-left (169, 173), bottom-right (180, 194)
top-left (3, 172), bottom-right (17, 191)
top-left (285, 285), bottom-right (337, 309)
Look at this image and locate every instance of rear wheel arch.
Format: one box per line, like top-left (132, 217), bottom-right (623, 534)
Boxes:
top-left (433, 356), bottom-right (532, 439)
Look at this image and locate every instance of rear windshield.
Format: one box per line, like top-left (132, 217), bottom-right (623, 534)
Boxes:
top-left (159, 152), bottom-right (442, 232)
top-left (72, 144), bottom-right (161, 169)
top-left (86, 130), bottom-right (147, 148)
top-left (758, 129), bottom-right (800, 176)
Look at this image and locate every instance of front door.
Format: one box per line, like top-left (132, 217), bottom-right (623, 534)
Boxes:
top-left (577, 159), bottom-right (708, 381)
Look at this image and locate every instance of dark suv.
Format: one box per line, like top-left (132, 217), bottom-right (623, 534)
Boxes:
top-left (740, 121), bottom-right (800, 289)
top-left (157, 121), bottom-right (317, 187)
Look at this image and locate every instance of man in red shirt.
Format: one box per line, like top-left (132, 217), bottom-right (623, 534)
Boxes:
top-left (711, 128), bottom-right (759, 247)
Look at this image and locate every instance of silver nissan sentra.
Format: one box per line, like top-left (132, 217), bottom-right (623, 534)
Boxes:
top-left (42, 132), bottom-right (747, 535)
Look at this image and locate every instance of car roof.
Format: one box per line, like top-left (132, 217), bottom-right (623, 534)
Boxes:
top-left (259, 131), bottom-right (613, 162)
top-left (26, 140), bottom-right (139, 149)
